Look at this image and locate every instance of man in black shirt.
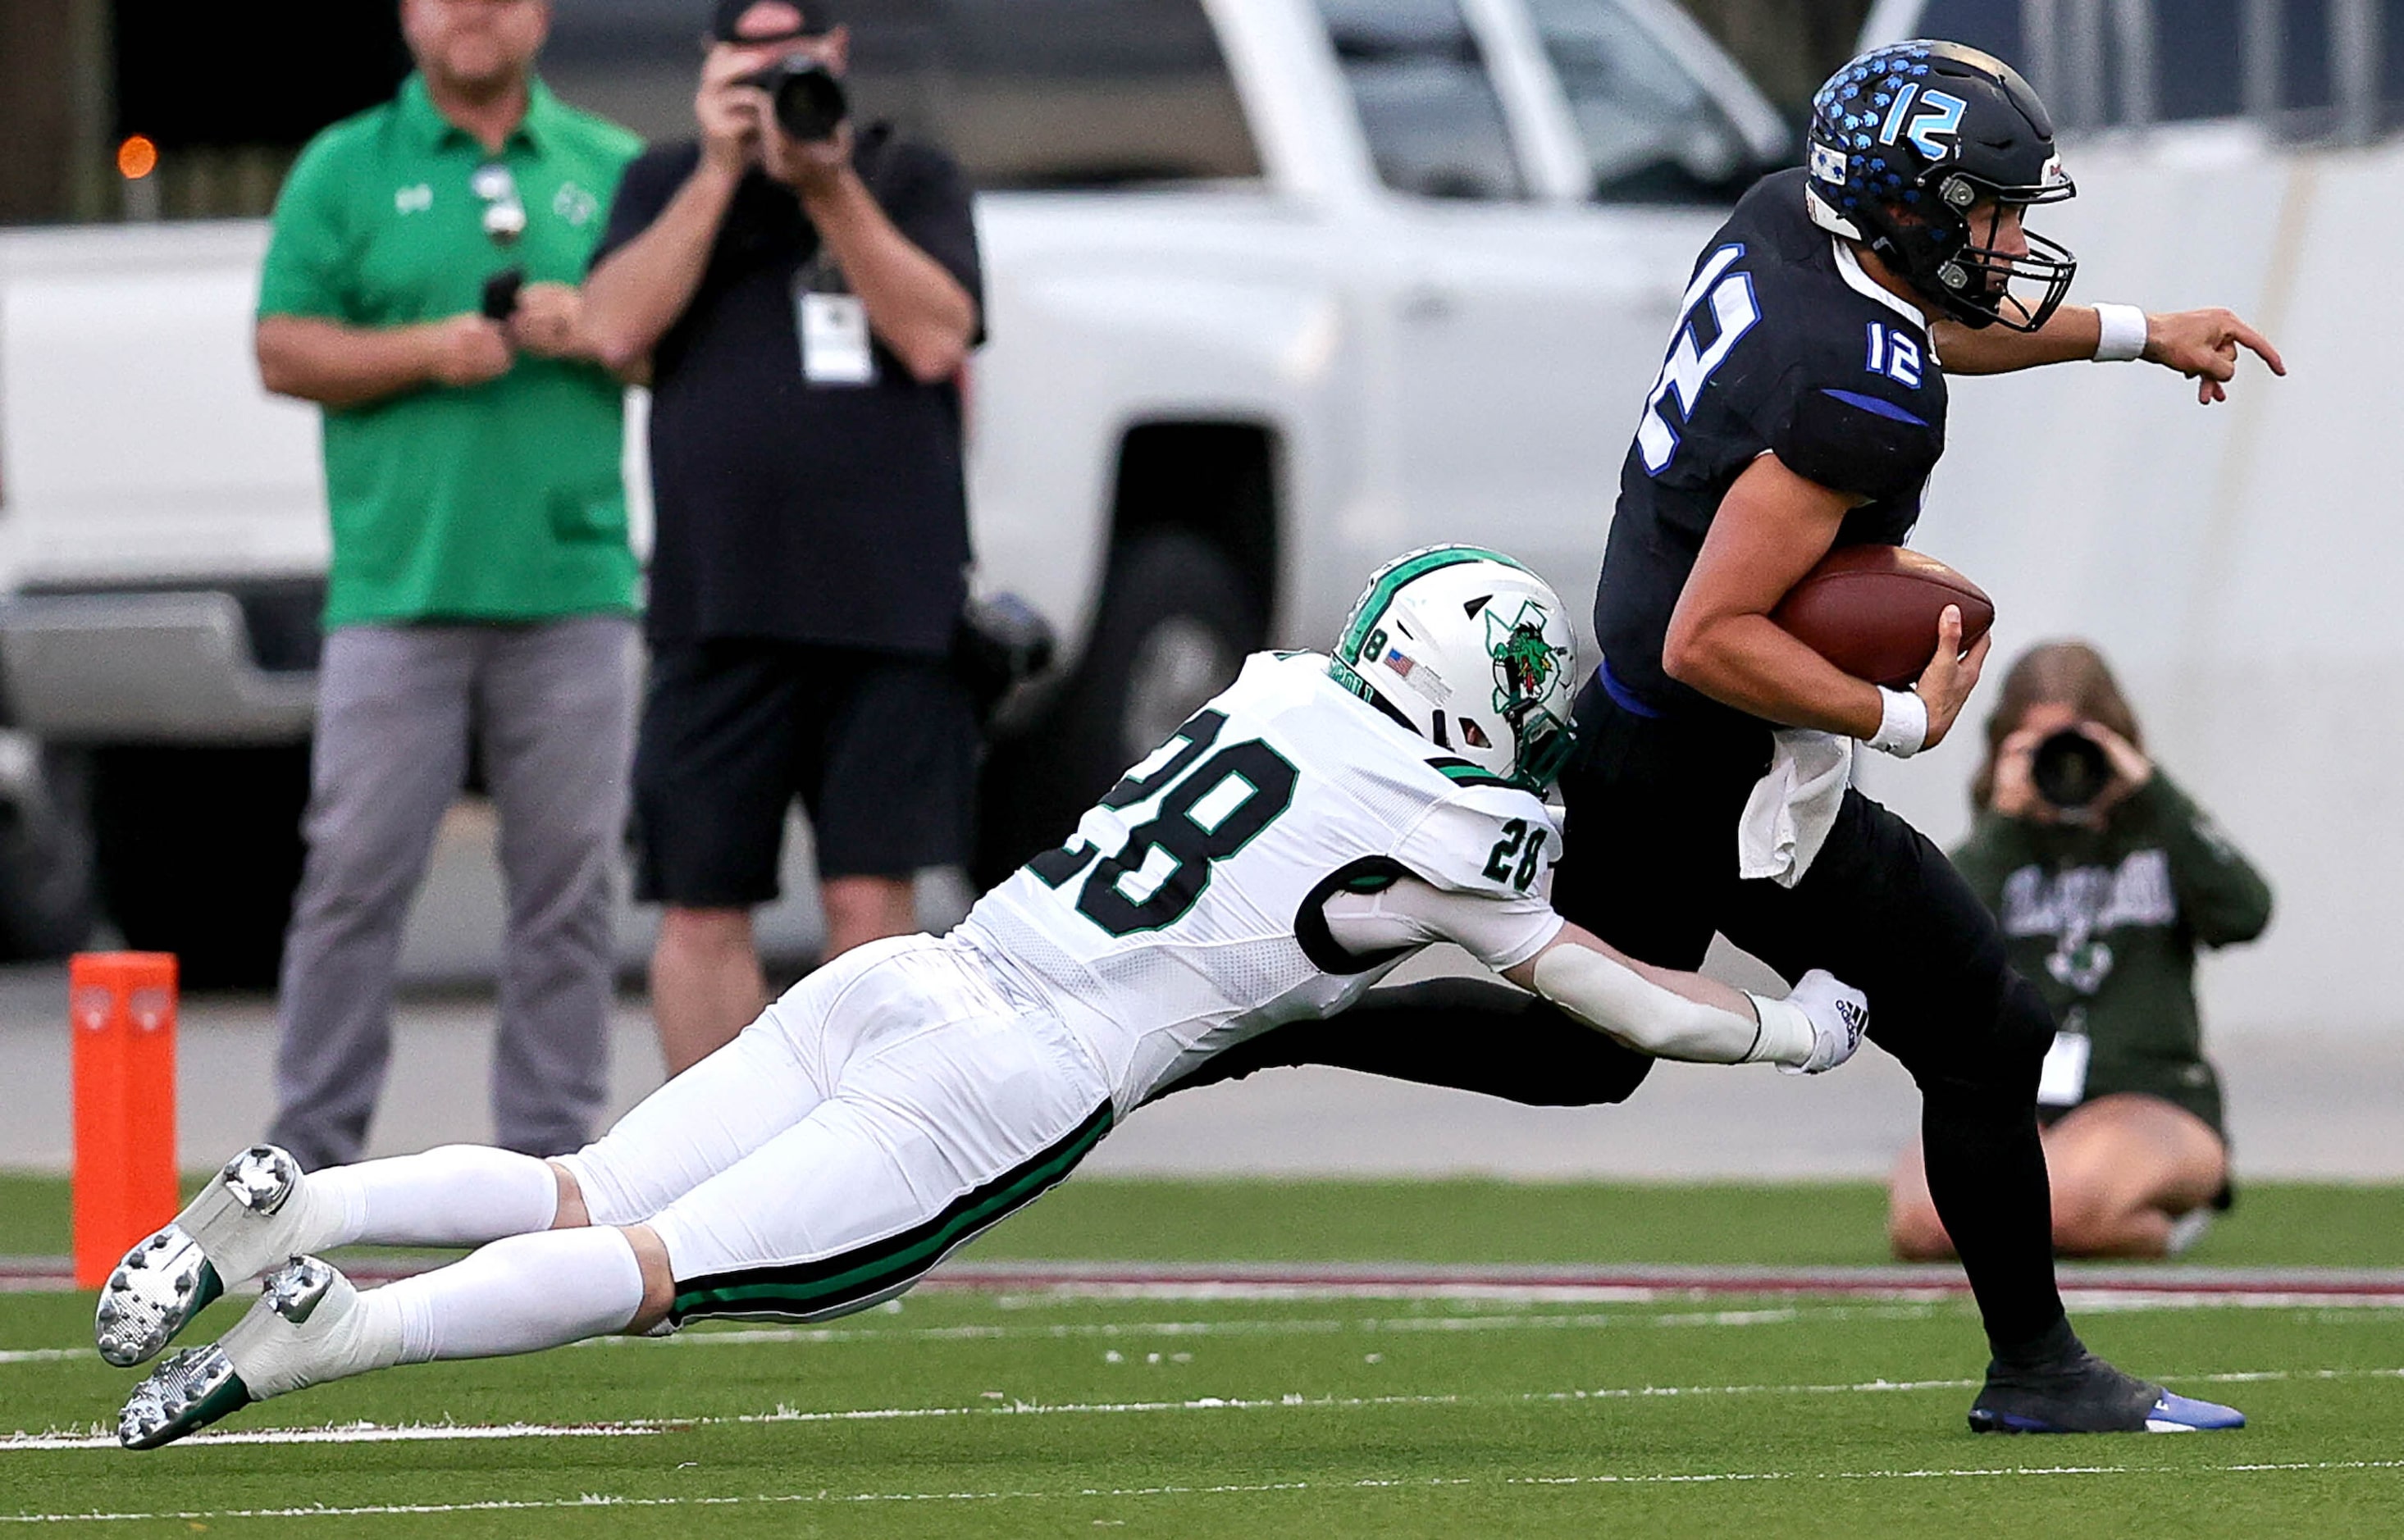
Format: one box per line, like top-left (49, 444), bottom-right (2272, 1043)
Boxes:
top-left (1184, 40), bottom-right (2282, 1435)
top-left (583, 0), bottom-right (983, 1075)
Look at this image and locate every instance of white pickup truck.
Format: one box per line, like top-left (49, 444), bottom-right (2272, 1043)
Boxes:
top-left (0, 0), bottom-right (1786, 982)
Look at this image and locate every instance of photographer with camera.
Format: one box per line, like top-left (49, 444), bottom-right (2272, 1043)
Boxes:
top-left (1886, 642), bottom-right (2273, 1259)
top-left (582, 0), bottom-right (984, 1076)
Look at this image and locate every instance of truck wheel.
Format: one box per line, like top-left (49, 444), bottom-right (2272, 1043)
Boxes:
top-left (0, 744), bottom-right (97, 961)
top-left (974, 531), bottom-right (1263, 886)
top-left (90, 745), bottom-right (310, 990)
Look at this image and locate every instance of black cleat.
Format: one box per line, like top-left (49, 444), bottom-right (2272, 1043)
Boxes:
top-left (1969, 1336), bottom-right (2244, 1434)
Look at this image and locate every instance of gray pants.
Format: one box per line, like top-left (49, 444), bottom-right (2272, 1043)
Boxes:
top-left (268, 617), bottom-right (636, 1169)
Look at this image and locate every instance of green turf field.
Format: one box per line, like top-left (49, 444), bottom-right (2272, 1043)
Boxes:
top-left (5, 1178), bottom-right (2402, 1536)
top-left (8, 1173), bottom-right (2404, 1267)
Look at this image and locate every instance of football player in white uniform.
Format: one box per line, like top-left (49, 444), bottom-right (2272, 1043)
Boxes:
top-left (104, 546), bottom-right (1868, 1450)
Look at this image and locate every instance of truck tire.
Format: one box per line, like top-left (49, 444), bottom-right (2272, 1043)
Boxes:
top-left (0, 745), bottom-right (97, 961)
top-left (974, 531), bottom-right (1264, 886)
top-left (90, 744), bottom-right (310, 990)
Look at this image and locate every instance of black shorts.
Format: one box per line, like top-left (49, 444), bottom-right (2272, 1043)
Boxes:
top-left (2037, 1066), bottom-right (2227, 1143)
top-left (632, 640), bottom-right (978, 904)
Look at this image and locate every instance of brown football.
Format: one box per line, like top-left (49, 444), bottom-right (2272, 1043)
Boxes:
top-left (1770, 544), bottom-right (1995, 688)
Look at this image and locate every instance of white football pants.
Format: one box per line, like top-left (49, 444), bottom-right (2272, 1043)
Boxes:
top-left (555, 934), bottom-right (1115, 1324)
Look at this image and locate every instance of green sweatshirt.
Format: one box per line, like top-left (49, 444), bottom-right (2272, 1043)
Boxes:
top-left (1950, 772), bottom-right (2273, 1137)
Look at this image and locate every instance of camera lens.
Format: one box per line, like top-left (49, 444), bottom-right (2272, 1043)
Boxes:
top-left (2030, 728), bottom-right (2111, 811)
top-left (765, 57), bottom-right (848, 142)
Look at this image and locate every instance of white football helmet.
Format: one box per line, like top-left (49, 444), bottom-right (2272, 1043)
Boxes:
top-left (1329, 545), bottom-right (1579, 791)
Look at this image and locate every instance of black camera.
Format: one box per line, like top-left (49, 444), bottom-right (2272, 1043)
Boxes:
top-left (480, 266), bottom-right (524, 322)
top-left (954, 593), bottom-right (1056, 726)
top-left (2030, 727), bottom-right (2113, 812)
top-left (742, 54), bottom-right (849, 143)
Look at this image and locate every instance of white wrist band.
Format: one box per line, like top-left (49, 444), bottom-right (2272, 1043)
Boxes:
top-left (1868, 686), bottom-right (1928, 758)
top-left (1742, 991), bottom-right (1814, 1068)
top-left (2092, 303), bottom-right (2148, 362)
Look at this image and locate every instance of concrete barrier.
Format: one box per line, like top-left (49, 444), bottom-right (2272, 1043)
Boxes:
top-left (1854, 125), bottom-right (2404, 1038)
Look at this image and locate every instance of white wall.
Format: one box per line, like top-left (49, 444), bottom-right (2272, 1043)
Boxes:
top-left (1852, 126), bottom-right (2404, 1037)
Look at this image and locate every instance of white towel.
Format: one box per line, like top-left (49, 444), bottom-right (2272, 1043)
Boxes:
top-left (1736, 729), bottom-right (1853, 888)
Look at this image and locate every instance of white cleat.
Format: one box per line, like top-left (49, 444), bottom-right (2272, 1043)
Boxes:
top-left (95, 1145), bottom-right (322, 1368)
top-left (118, 1255), bottom-right (367, 1451)
top-left (117, 1343), bottom-right (249, 1451)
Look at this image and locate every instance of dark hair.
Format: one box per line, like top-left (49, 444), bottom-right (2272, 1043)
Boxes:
top-left (1969, 640), bottom-right (2145, 811)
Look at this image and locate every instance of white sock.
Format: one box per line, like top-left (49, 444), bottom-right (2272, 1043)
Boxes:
top-left (374, 1226), bottom-right (647, 1365)
top-left (308, 1146), bottom-right (561, 1251)
top-left (223, 1269), bottom-right (406, 1399)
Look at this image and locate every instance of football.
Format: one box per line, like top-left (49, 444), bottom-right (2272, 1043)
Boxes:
top-left (1770, 544), bottom-right (1995, 688)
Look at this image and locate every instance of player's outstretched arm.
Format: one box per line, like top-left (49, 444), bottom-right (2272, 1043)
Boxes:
top-left (1318, 873), bottom-right (1865, 1073)
top-left (1936, 305), bottom-right (2285, 402)
top-left (1499, 924), bottom-right (1866, 1075)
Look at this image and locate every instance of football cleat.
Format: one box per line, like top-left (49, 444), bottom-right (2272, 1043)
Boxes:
top-left (95, 1228), bottom-right (224, 1370)
top-left (116, 1343), bottom-right (252, 1451)
top-left (2142, 1392), bottom-right (2247, 1433)
top-left (1970, 1387), bottom-right (2246, 1435)
top-left (95, 1145), bottom-right (317, 1368)
top-left (118, 1255), bottom-right (358, 1451)
top-left (1969, 1344), bottom-right (2245, 1434)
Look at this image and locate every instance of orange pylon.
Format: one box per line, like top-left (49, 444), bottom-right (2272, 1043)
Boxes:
top-left (71, 953), bottom-right (179, 1289)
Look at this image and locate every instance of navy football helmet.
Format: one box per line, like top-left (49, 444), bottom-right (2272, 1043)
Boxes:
top-left (1804, 40), bottom-right (2076, 332)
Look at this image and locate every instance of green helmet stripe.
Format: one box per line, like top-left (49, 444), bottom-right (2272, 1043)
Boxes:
top-left (1335, 544), bottom-right (1530, 664)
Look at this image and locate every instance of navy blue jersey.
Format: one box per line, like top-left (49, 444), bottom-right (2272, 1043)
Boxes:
top-left (1593, 169), bottom-right (1948, 722)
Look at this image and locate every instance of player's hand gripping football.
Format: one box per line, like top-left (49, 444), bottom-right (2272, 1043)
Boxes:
top-left (1784, 969), bottom-right (1868, 1074)
top-left (1911, 604), bottom-right (1991, 751)
top-left (2142, 308), bottom-right (2287, 405)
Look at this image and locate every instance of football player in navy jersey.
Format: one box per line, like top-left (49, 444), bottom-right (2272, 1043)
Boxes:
top-left (1179, 40), bottom-right (2279, 1435)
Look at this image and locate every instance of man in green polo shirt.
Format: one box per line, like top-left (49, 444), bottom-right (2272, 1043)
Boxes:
top-left (255, 0), bottom-right (641, 1170)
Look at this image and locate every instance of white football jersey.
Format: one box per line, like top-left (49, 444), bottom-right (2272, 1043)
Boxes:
top-left (957, 651), bottom-right (1562, 1110)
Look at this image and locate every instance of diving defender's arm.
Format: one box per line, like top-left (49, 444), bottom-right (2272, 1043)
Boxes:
top-left (1321, 879), bottom-right (1862, 1073)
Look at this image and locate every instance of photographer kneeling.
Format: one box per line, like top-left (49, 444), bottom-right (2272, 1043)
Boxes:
top-left (1887, 642), bottom-right (2273, 1260)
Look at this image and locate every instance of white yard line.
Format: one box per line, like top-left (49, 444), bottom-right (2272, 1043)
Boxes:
top-left (7, 1365), bottom-right (2400, 1454)
top-left (577, 1302), bottom-right (1920, 1350)
top-left (8, 1458), bottom-right (2404, 1524)
top-left (0, 1303), bottom-right (1940, 1373)
top-left (0, 1421), bottom-right (660, 1451)
top-left (976, 1279), bottom-right (2404, 1309)
top-left (18, 1287), bottom-right (2401, 1376)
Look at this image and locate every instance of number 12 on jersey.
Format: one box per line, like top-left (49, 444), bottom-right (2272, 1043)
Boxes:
top-left (1864, 322), bottom-right (1922, 387)
top-left (1638, 243), bottom-right (1759, 475)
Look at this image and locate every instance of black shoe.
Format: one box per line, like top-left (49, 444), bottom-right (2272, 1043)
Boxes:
top-left (1969, 1330), bottom-right (2244, 1434)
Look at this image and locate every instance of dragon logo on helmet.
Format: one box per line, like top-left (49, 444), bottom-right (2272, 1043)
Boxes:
top-left (1486, 601), bottom-right (1566, 719)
